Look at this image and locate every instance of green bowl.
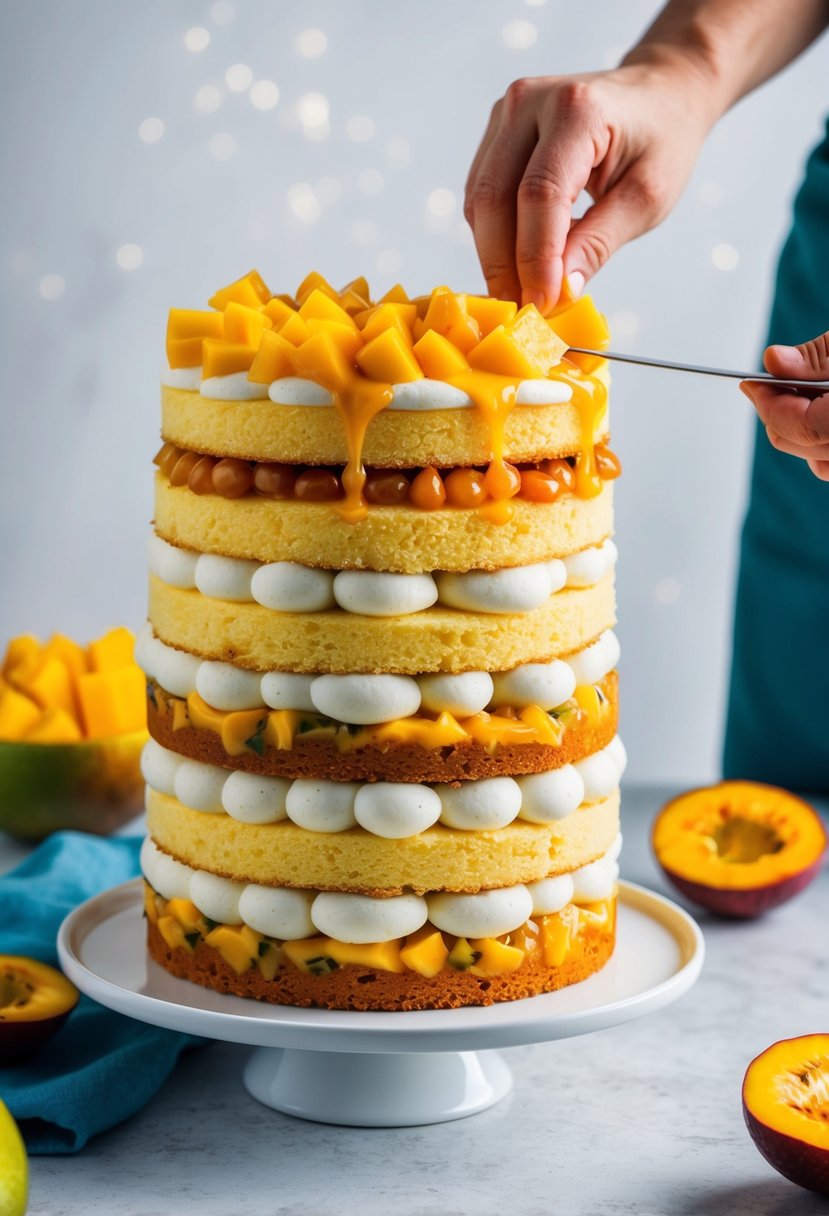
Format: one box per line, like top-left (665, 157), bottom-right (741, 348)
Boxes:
top-left (0, 730), bottom-right (147, 841)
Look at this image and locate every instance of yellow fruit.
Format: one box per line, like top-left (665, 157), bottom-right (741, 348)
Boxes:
top-left (0, 1099), bottom-right (27, 1216)
top-left (208, 269), bottom-right (271, 311)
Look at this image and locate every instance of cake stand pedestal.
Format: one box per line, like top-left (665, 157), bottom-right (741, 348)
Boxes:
top-left (58, 879), bottom-right (703, 1127)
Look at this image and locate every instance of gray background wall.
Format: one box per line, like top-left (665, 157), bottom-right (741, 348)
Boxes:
top-left (1, 1), bottom-right (826, 783)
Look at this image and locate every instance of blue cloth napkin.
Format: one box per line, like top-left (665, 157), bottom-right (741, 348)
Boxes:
top-left (0, 832), bottom-right (204, 1154)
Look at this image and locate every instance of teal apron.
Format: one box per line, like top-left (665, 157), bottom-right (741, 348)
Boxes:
top-left (723, 121), bottom-right (829, 790)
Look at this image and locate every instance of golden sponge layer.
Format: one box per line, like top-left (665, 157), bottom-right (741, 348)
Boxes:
top-left (161, 387), bottom-right (610, 468)
top-left (146, 787), bottom-right (619, 895)
top-left (154, 476), bottom-right (613, 573)
top-left (148, 572), bottom-right (615, 675)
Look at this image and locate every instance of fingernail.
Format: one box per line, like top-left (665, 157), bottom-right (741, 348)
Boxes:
top-left (562, 271), bottom-right (585, 302)
top-left (739, 382), bottom-right (756, 402)
top-left (522, 287), bottom-right (549, 313)
top-left (768, 343), bottom-right (805, 368)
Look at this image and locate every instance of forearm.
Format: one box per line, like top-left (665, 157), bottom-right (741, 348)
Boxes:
top-left (624, 0), bottom-right (829, 124)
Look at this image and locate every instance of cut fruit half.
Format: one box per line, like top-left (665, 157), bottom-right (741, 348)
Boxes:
top-left (0, 955), bottom-right (79, 1064)
top-left (652, 781), bottom-right (826, 917)
top-left (743, 1035), bottom-right (829, 1195)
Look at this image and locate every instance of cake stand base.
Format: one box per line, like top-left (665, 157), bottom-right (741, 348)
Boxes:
top-left (243, 1045), bottom-right (511, 1126)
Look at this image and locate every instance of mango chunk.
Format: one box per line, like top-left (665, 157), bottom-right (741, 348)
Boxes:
top-left (0, 688), bottom-right (42, 740)
top-left (574, 684), bottom-right (603, 726)
top-left (518, 704), bottom-right (564, 747)
top-left (143, 882), bottom-right (161, 925)
top-left (166, 309), bottom-right (225, 368)
top-left (87, 626), bottom-right (134, 673)
top-left (2, 635), bottom-right (40, 676)
top-left (204, 925), bottom-right (256, 973)
top-left (341, 275), bottom-right (371, 304)
top-left (262, 296), bottom-right (297, 328)
top-left (400, 928), bottom-right (449, 977)
top-left (166, 898), bottom-right (206, 935)
top-left (77, 667), bottom-right (146, 738)
top-left (201, 339), bottom-right (257, 380)
top-left (469, 937), bottom-right (525, 977)
top-left (223, 301), bottom-right (272, 346)
top-left (221, 709), bottom-right (267, 757)
top-left (447, 937), bottom-right (480, 971)
top-left (42, 634), bottom-right (87, 683)
top-left (292, 331), bottom-right (356, 393)
top-left (469, 304), bottom-right (567, 378)
top-left (256, 940), bottom-right (285, 981)
top-left (186, 692), bottom-right (226, 734)
top-left (263, 710), bottom-right (302, 751)
top-left (295, 271), bottom-right (338, 306)
top-left (208, 269), bottom-right (271, 312)
top-left (548, 296), bottom-right (610, 372)
top-left (23, 656), bottom-right (76, 717)
top-left (299, 288), bottom-right (358, 331)
top-left (23, 707), bottom-right (83, 744)
top-left (360, 302), bottom-right (417, 346)
top-left (379, 282), bottom-right (409, 305)
top-left (413, 329), bottom-right (470, 379)
top-left (171, 698), bottom-right (190, 731)
top-left (276, 311), bottom-right (312, 347)
top-left (464, 296), bottom-right (517, 336)
top-left (158, 915), bottom-right (193, 954)
top-left (338, 288), bottom-right (371, 316)
top-left (247, 330), bottom-right (297, 384)
top-left (357, 327), bottom-right (423, 383)
top-left (283, 937), bottom-right (339, 975)
top-left (325, 938), bottom-right (405, 973)
top-left (304, 319), bottom-right (363, 362)
top-left (541, 908), bottom-right (576, 967)
top-left (415, 287), bottom-right (481, 355)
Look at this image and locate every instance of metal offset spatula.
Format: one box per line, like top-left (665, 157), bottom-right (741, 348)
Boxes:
top-left (568, 347), bottom-right (829, 393)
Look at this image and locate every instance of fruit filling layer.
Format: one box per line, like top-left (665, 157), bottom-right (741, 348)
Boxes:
top-left (142, 836), bottom-right (619, 978)
top-left (163, 272), bottom-right (612, 524)
top-left (154, 442), bottom-right (621, 508)
top-left (147, 533), bottom-right (617, 617)
top-left (141, 735), bottom-right (626, 836)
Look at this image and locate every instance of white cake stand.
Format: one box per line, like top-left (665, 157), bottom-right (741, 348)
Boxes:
top-left (57, 878), bottom-right (703, 1127)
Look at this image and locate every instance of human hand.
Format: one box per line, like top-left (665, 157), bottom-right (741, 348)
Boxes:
top-left (741, 336), bottom-right (829, 479)
top-left (464, 60), bottom-right (716, 313)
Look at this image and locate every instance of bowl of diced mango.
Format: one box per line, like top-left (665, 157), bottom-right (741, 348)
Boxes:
top-left (0, 628), bottom-right (147, 840)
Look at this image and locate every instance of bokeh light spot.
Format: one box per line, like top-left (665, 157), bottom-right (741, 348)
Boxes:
top-left (609, 311), bottom-right (640, 341)
top-left (654, 578), bottom-right (681, 605)
top-left (295, 28), bottom-right (327, 58)
top-left (711, 243), bottom-right (739, 271)
top-left (427, 188), bottom-right (456, 217)
top-left (138, 117), bottom-right (164, 144)
top-left (347, 114), bottom-right (375, 143)
top-left (116, 244), bottom-right (143, 271)
top-left (194, 85), bottom-right (222, 114)
top-left (225, 63), bottom-right (253, 92)
top-left (502, 20), bottom-right (537, 49)
top-left (210, 1), bottom-right (235, 25)
top-left (287, 183), bottom-right (321, 224)
top-left (39, 274), bottom-right (65, 300)
top-left (184, 27), bottom-right (210, 53)
top-left (249, 80), bottom-right (280, 111)
top-left (209, 132), bottom-right (237, 160)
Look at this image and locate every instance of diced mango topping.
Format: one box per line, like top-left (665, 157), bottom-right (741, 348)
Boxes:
top-left (166, 309), bottom-right (225, 369)
top-left (208, 270), bottom-right (271, 312)
top-left (223, 301), bottom-right (273, 347)
top-left (0, 629), bottom-right (147, 743)
top-left (202, 339), bottom-right (257, 380)
top-left (356, 327), bottom-right (423, 384)
top-left (549, 295), bottom-right (610, 373)
top-left (469, 304), bottom-right (568, 378)
top-left (247, 330), bottom-right (297, 384)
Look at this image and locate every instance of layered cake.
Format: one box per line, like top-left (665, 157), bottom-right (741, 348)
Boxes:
top-left (137, 270), bottom-right (624, 1010)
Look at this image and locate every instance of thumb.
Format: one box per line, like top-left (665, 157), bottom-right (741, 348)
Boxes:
top-left (563, 172), bottom-right (666, 283)
top-left (765, 333), bottom-right (829, 380)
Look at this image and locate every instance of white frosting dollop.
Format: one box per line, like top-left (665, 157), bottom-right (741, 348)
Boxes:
top-left (311, 891), bottom-right (428, 944)
top-left (571, 857), bottom-right (619, 903)
top-left (310, 673), bottom-right (421, 725)
top-left (173, 759), bottom-right (227, 813)
top-left (574, 746), bottom-right (622, 802)
top-left (516, 765), bottom-right (586, 823)
top-left (194, 554), bottom-right (258, 602)
top-left (435, 563), bottom-right (559, 614)
top-left (162, 366), bottom-right (202, 391)
top-left (195, 661), bottom-right (264, 712)
top-left (386, 380), bottom-right (470, 410)
top-left (436, 777), bottom-right (522, 831)
top-left (606, 735), bottom-right (628, 777)
top-left (221, 771), bottom-right (290, 824)
top-left (190, 871), bottom-right (246, 923)
top-left (353, 783), bottom-right (442, 839)
top-left (285, 780), bottom-right (360, 833)
top-left (427, 886), bottom-right (534, 939)
top-left (608, 831), bottom-right (623, 863)
top-left (526, 873), bottom-right (575, 916)
top-left (490, 658), bottom-right (576, 711)
top-left (140, 837), bottom-right (194, 901)
top-left (567, 630), bottom-right (620, 686)
top-left (563, 539), bottom-right (617, 588)
top-left (251, 562), bottom-right (336, 612)
top-left (417, 671), bottom-right (494, 717)
top-left (148, 639), bottom-right (202, 699)
top-left (237, 885), bottom-right (316, 940)
top-left (140, 738), bottom-right (180, 797)
top-left (514, 380), bottom-right (574, 405)
top-left (332, 571), bottom-right (438, 617)
top-left (200, 371), bottom-right (268, 400)
top-left (269, 377), bottom-right (333, 406)
top-left (260, 672), bottom-right (317, 712)
top-left (147, 535), bottom-right (198, 589)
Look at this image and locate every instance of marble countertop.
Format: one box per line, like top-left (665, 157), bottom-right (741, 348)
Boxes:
top-left (5, 783), bottom-right (829, 1216)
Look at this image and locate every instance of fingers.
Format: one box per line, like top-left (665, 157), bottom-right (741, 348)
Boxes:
top-left (741, 381), bottom-right (829, 467)
top-left (465, 83), bottom-right (540, 302)
top-left (562, 168), bottom-right (667, 285)
top-left (765, 332), bottom-right (829, 380)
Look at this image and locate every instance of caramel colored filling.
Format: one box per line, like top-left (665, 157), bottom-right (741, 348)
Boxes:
top-left (144, 881), bottom-right (615, 979)
top-left (154, 442), bottom-right (621, 512)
